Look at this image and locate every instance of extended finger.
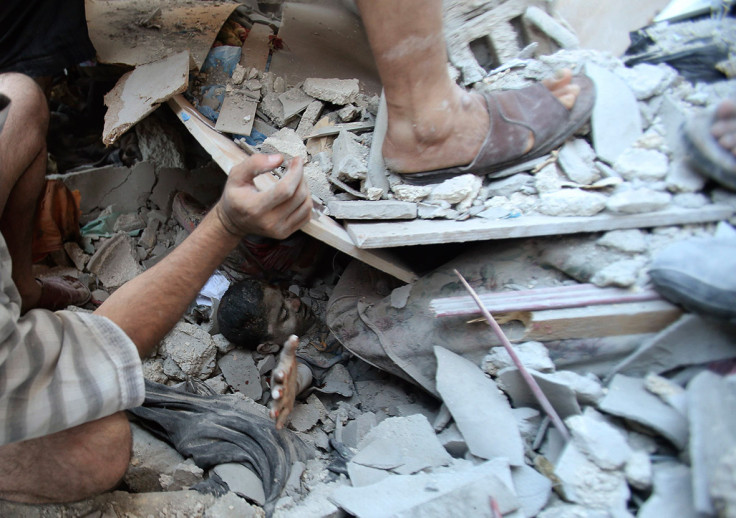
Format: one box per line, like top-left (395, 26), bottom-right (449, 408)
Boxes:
top-left (266, 157), bottom-right (305, 207)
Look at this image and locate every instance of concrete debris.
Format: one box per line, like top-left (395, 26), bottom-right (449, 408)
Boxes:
top-left (318, 363), bottom-right (354, 397)
top-left (615, 63), bottom-right (677, 101)
top-left (341, 412), bottom-right (377, 450)
top-left (599, 374), bottom-right (689, 449)
top-left (637, 462), bottom-right (697, 518)
top-left (607, 186), bottom-right (673, 214)
top-left (303, 77), bottom-right (359, 105)
top-left (597, 229), bottom-right (648, 253)
top-left (484, 341), bottom-right (555, 376)
top-left (435, 347), bottom-right (524, 464)
top-left (278, 86), bottom-right (314, 120)
top-left (288, 394), bottom-right (327, 433)
top-left (213, 463), bottom-right (266, 506)
top-left (327, 200), bottom-right (417, 220)
top-left (567, 408), bottom-right (633, 470)
top-left (558, 138), bottom-right (599, 185)
top-left (261, 128), bottom-right (308, 162)
top-left (332, 130), bottom-right (369, 181)
top-left (428, 174), bottom-right (483, 208)
top-left (590, 257), bottom-right (647, 287)
top-left (613, 148), bottom-right (669, 182)
top-left (524, 6), bottom-right (580, 49)
top-left (161, 322), bottom-right (217, 381)
top-left (511, 464), bottom-right (552, 517)
top-left (218, 348), bottom-right (262, 400)
top-left (87, 233), bottom-right (143, 289)
top-left (538, 189), bottom-right (607, 216)
top-left (624, 449), bottom-right (653, 491)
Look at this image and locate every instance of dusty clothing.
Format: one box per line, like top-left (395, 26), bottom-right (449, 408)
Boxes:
top-left (0, 0), bottom-right (96, 77)
top-left (326, 241), bottom-right (641, 396)
top-left (0, 233), bottom-right (143, 446)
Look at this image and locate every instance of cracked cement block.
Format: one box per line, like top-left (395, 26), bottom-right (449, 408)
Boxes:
top-left (288, 393), bottom-right (328, 433)
top-left (332, 130), bottom-right (368, 181)
top-left (261, 127), bottom-right (308, 162)
top-left (87, 233), bottom-right (142, 289)
top-left (161, 322), bottom-right (218, 381)
top-left (296, 100), bottom-right (324, 139)
top-left (436, 347), bottom-right (524, 464)
top-left (218, 349), bottom-right (262, 401)
top-left (303, 78), bottom-right (359, 105)
top-left (599, 374), bottom-right (688, 450)
top-left (483, 341), bottom-right (554, 376)
top-left (57, 162), bottom-right (156, 221)
top-left (327, 200), bottom-right (417, 220)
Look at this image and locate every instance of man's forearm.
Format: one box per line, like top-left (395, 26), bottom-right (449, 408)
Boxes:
top-left (94, 207), bottom-right (240, 358)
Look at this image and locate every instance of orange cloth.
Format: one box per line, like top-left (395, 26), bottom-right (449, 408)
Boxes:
top-left (31, 179), bottom-right (81, 262)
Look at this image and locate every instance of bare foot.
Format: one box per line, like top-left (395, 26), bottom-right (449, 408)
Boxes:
top-left (383, 69), bottom-right (581, 175)
top-left (269, 335), bottom-right (313, 430)
top-left (711, 99), bottom-right (736, 157)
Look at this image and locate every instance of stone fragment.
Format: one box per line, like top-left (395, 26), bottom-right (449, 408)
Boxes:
top-left (534, 162), bottom-right (565, 193)
top-left (327, 200), bottom-right (416, 220)
top-left (337, 104), bottom-right (360, 122)
top-left (436, 423), bottom-right (468, 458)
top-left (638, 462), bottom-right (696, 518)
top-left (613, 148), bottom-right (669, 181)
top-left (288, 393), bottom-right (327, 433)
top-left (278, 86), bottom-right (314, 120)
top-left (161, 322), bottom-right (217, 380)
top-left (538, 189), bottom-right (607, 217)
top-left (567, 408), bottom-right (632, 470)
top-left (303, 78), bottom-right (359, 105)
top-left (352, 414), bottom-right (451, 475)
top-left (261, 127), bottom-right (308, 162)
top-left (331, 461), bottom-right (520, 518)
top-left (213, 463), bottom-right (265, 506)
top-left (125, 423), bottom-right (189, 492)
top-left (599, 374), bottom-right (688, 449)
top-left (319, 363), bottom-right (354, 397)
top-left (687, 371), bottom-right (736, 515)
top-left (497, 367), bottom-right (581, 420)
top-left (511, 464), bottom-right (553, 518)
top-left (295, 100), bottom-right (324, 139)
top-left (418, 201), bottom-right (455, 219)
top-left (590, 257), bottom-right (646, 288)
top-left (558, 139), bottom-right (599, 185)
top-left (64, 242), bottom-right (88, 271)
top-left (87, 233), bottom-right (142, 289)
top-left (610, 315), bottom-right (736, 377)
top-left (435, 347), bottom-right (524, 464)
top-left (391, 184), bottom-right (431, 203)
top-left (428, 174), bottom-right (482, 207)
top-left (332, 130), bottom-right (368, 181)
top-left (139, 219), bottom-right (158, 249)
top-left (666, 158), bottom-right (707, 193)
top-left (554, 442), bottom-right (630, 513)
top-left (114, 212), bottom-right (145, 232)
top-left (486, 173), bottom-right (534, 197)
top-left (597, 229), bottom-right (648, 253)
top-left (615, 63), bottom-right (677, 101)
top-left (512, 407), bottom-right (542, 444)
top-left (159, 460), bottom-right (205, 491)
top-left (587, 62), bottom-right (642, 164)
top-left (606, 188), bottom-right (671, 214)
top-left (342, 412), bottom-right (377, 450)
top-left (551, 371), bottom-right (605, 406)
top-left (625, 449), bottom-right (653, 491)
top-left (218, 349), bottom-right (262, 400)
top-left (483, 341), bottom-right (554, 376)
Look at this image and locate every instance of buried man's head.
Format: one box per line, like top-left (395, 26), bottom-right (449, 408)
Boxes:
top-left (217, 278), bottom-right (316, 350)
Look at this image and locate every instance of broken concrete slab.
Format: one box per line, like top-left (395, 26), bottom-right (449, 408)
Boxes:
top-left (637, 462), bottom-right (697, 518)
top-left (435, 347), bottom-right (524, 464)
top-left (609, 314), bottom-right (736, 377)
top-left (511, 464), bottom-right (553, 517)
top-left (278, 87), bottom-right (314, 120)
top-left (295, 100), bottom-right (324, 139)
top-left (537, 189), bottom-right (607, 217)
top-left (215, 91), bottom-right (257, 136)
top-left (342, 412), bottom-right (377, 450)
top-left (303, 78), bottom-right (359, 105)
top-left (213, 463), bottom-right (266, 506)
top-left (497, 367), bottom-right (582, 420)
top-left (317, 362), bottom-right (354, 397)
top-left (332, 130), bottom-right (369, 181)
top-left (566, 408), bottom-right (633, 470)
top-left (87, 233), bottom-right (142, 289)
top-left (599, 374), bottom-right (689, 449)
top-left (327, 200), bottom-right (417, 220)
top-left (160, 322), bottom-right (217, 381)
top-left (483, 341), bottom-right (555, 376)
top-left (686, 371), bottom-right (736, 516)
top-left (261, 128), bottom-right (309, 162)
top-left (218, 349), bottom-right (262, 401)
top-left (102, 51), bottom-right (190, 145)
top-left (352, 414), bottom-right (451, 475)
top-left (288, 393), bottom-right (327, 433)
top-left (586, 62), bottom-right (642, 165)
top-left (331, 461), bottom-right (520, 518)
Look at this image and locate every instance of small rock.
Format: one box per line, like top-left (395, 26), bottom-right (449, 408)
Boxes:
top-left (303, 77), bottom-right (359, 105)
top-left (558, 139), bottom-right (599, 185)
top-left (392, 184), bottom-right (431, 202)
top-left (332, 130), bottom-right (368, 181)
top-left (87, 233), bottom-right (142, 289)
top-left (534, 162), bottom-right (565, 193)
top-left (428, 174), bottom-right (483, 207)
top-left (590, 257), bottom-right (646, 287)
top-left (485, 173), bottom-right (534, 197)
top-left (261, 128), bottom-right (308, 162)
top-left (64, 241), bottom-right (89, 271)
top-left (483, 341), bottom-right (554, 376)
top-left (673, 192), bottom-right (709, 208)
top-left (616, 63), bottom-right (677, 100)
top-left (625, 449), bottom-right (653, 490)
top-left (566, 408), bottom-right (633, 470)
top-left (613, 148), bottom-right (669, 181)
top-left (538, 189), bottom-right (607, 217)
top-left (597, 229), bottom-right (648, 253)
top-left (606, 188), bottom-right (671, 214)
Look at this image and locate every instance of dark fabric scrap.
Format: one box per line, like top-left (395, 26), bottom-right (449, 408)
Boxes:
top-left (128, 380), bottom-right (310, 512)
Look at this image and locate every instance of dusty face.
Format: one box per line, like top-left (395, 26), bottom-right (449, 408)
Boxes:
top-left (262, 285), bottom-right (315, 344)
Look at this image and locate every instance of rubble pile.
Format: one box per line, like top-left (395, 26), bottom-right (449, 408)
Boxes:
top-left (3, 2), bottom-right (736, 518)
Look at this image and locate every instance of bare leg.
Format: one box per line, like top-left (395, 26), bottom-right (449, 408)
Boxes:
top-left (0, 412), bottom-right (132, 503)
top-left (356, 0), bottom-right (581, 174)
top-left (712, 99), bottom-right (736, 157)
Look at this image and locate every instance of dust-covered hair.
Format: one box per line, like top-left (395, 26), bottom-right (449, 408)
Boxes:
top-left (217, 278), bottom-right (268, 348)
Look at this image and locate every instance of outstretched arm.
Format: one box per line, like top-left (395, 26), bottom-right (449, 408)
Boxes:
top-left (94, 154), bottom-right (312, 359)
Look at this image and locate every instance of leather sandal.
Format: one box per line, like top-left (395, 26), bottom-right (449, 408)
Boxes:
top-left (36, 275), bottom-right (91, 311)
top-left (399, 74), bottom-right (596, 185)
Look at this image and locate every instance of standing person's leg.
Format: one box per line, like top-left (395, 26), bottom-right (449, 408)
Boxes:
top-left (0, 73), bottom-right (88, 313)
top-left (355, 0), bottom-right (588, 179)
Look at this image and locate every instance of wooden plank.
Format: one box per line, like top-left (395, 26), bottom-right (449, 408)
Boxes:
top-left (167, 94), bottom-right (418, 283)
top-left (86, 0), bottom-right (237, 70)
top-left (346, 205), bottom-right (734, 248)
top-left (305, 120), bottom-right (375, 139)
top-left (102, 51), bottom-right (190, 145)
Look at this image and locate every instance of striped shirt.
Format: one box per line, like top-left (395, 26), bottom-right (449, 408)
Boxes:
top-left (0, 233), bottom-right (144, 445)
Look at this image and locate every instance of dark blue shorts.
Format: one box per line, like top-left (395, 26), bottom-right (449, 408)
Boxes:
top-left (0, 0), bottom-right (96, 77)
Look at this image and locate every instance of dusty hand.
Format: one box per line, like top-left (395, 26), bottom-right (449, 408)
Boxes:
top-left (269, 335), bottom-right (313, 430)
top-left (215, 154), bottom-right (313, 240)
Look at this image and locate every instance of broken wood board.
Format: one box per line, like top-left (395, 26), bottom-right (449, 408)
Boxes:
top-left (345, 205), bottom-right (734, 248)
top-left (269, 2), bottom-right (381, 95)
top-left (552, 0), bottom-right (670, 56)
top-left (215, 92), bottom-right (257, 135)
top-left (240, 23), bottom-right (271, 71)
top-left (86, 0), bottom-right (237, 70)
top-left (103, 50), bottom-right (190, 145)
top-left (431, 284), bottom-right (663, 317)
top-left (167, 94), bottom-right (417, 283)
top-left (499, 300), bottom-right (683, 343)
